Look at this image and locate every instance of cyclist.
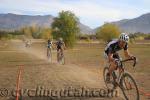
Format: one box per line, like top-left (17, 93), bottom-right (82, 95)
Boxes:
top-left (25, 39), bottom-right (31, 47)
top-left (104, 33), bottom-right (136, 82)
top-left (47, 39), bottom-right (53, 57)
top-left (47, 39), bottom-right (53, 48)
top-left (56, 38), bottom-right (66, 61)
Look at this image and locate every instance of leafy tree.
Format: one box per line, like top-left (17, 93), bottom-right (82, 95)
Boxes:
top-left (22, 27), bottom-right (33, 38)
top-left (30, 25), bottom-right (40, 39)
top-left (52, 10), bottom-right (80, 48)
top-left (40, 28), bottom-right (52, 40)
top-left (96, 23), bottom-right (120, 42)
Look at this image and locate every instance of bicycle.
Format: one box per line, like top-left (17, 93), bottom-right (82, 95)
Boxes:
top-left (103, 57), bottom-right (139, 100)
top-left (57, 49), bottom-right (65, 65)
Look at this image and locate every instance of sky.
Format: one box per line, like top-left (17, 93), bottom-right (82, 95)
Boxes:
top-left (0, 0), bottom-right (150, 29)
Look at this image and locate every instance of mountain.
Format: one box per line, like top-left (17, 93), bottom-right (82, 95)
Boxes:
top-left (0, 13), bottom-right (93, 34)
top-left (3, 13), bottom-right (150, 34)
top-left (112, 13), bottom-right (150, 33)
top-left (0, 13), bottom-right (54, 30)
top-left (78, 23), bottom-right (94, 34)
top-left (94, 13), bottom-right (150, 34)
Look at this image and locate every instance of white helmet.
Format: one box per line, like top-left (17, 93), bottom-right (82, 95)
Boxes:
top-left (119, 33), bottom-right (129, 42)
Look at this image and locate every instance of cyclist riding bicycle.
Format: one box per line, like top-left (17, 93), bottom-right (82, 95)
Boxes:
top-left (47, 39), bottom-right (52, 49)
top-left (47, 39), bottom-right (53, 57)
top-left (25, 39), bottom-right (31, 48)
top-left (56, 38), bottom-right (65, 52)
top-left (56, 38), bottom-right (65, 61)
top-left (104, 33), bottom-right (136, 82)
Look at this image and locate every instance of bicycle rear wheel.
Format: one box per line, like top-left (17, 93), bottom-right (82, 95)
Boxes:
top-left (120, 72), bottom-right (139, 100)
top-left (59, 53), bottom-right (65, 65)
top-left (60, 55), bottom-right (65, 65)
top-left (57, 51), bottom-right (65, 65)
top-left (47, 49), bottom-right (52, 62)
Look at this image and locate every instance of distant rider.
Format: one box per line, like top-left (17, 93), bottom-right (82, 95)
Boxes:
top-left (56, 38), bottom-right (66, 60)
top-left (47, 39), bottom-right (53, 57)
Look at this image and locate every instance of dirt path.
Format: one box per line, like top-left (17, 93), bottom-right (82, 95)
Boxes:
top-left (1, 40), bottom-right (147, 100)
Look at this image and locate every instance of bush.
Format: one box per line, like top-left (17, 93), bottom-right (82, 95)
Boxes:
top-left (144, 34), bottom-right (150, 40)
top-left (96, 23), bottom-right (120, 42)
top-left (39, 28), bottom-right (52, 40)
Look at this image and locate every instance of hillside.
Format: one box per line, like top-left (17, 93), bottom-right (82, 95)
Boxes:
top-left (112, 13), bottom-right (150, 33)
top-left (94, 13), bottom-right (150, 34)
top-left (0, 13), bottom-right (93, 34)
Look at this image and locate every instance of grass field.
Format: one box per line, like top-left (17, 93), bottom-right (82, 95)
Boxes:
top-left (0, 40), bottom-right (149, 100)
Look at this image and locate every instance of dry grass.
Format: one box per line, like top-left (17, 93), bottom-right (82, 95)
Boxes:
top-left (0, 40), bottom-right (149, 100)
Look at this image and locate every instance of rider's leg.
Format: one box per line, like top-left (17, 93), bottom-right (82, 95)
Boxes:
top-left (108, 53), bottom-right (119, 81)
top-left (60, 48), bottom-right (63, 56)
top-left (57, 48), bottom-right (61, 61)
top-left (114, 53), bottom-right (122, 76)
top-left (106, 62), bottom-right (116, 82)
top-left (109, 61), bottom-right (117, 76)
top-left (109, 62), bottom-right (117, 72)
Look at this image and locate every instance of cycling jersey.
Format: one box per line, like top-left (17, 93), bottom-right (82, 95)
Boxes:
top-left (56, 41), bottom-right (64, 50)
top-left (105, 39), bottom-right (128, 55)
top-left (47, 41), bottom-right (52, 48)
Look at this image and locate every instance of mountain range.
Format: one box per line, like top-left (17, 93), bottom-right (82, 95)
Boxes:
top-left (111, 13), bottom-right (150, 33)
top-left (0, 13), bottom-right (93, 34)
top-left (0, 13), bottom-right (150, 34)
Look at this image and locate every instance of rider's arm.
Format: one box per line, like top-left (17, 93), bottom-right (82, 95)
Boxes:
top-left (108, 53), bottom-right (115, 63)
top-left (124, 49), bottom-right (134, 59)
top-left (123, 43), bottom-right (134, 59)
top-left (63, 42), bottom-right (66, 49)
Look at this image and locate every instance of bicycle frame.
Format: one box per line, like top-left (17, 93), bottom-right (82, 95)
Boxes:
top-left (57, 49), bottom-right (64, 62)
top-left (115, 58), bottom-right (137, 84)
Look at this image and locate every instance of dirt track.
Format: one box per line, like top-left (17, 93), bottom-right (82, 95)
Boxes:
top-left (0, 40), bottom-right (149, 100)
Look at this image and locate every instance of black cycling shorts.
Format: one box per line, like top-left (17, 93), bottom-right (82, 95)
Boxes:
top-left (113, 53), bottom-right (120, 59)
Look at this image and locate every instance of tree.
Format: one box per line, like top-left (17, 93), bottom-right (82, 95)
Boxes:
top-left (52, 10), bottom-right (80, 48)
top-left (30, 25), bottom-right (40, 39)
top-left (22, 27), bottom-right (33, 38)
top-left (96, 23), bottom-right (120, 42)
top-left (40, 28), bottom-right (52, 40)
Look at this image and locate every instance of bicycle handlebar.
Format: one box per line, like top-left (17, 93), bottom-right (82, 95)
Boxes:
top-left (121, 57), bottom-right (137, 67)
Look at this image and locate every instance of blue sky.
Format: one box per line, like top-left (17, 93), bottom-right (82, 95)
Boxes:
top-left (0, 0), bottom-right (150, 29)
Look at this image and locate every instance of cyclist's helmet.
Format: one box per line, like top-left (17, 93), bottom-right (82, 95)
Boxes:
top-left (119, 33), bottom-right (129, 43)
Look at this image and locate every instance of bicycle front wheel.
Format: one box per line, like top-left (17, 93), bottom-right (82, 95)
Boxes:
top-left (60, 56), bottom-right (65, 65)
top-left (47, 49), bottom-right (52, 62)
top-left (59, 53), bottom-right (65, 65)
top-left (120, 72), bottom-right (139, 100)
